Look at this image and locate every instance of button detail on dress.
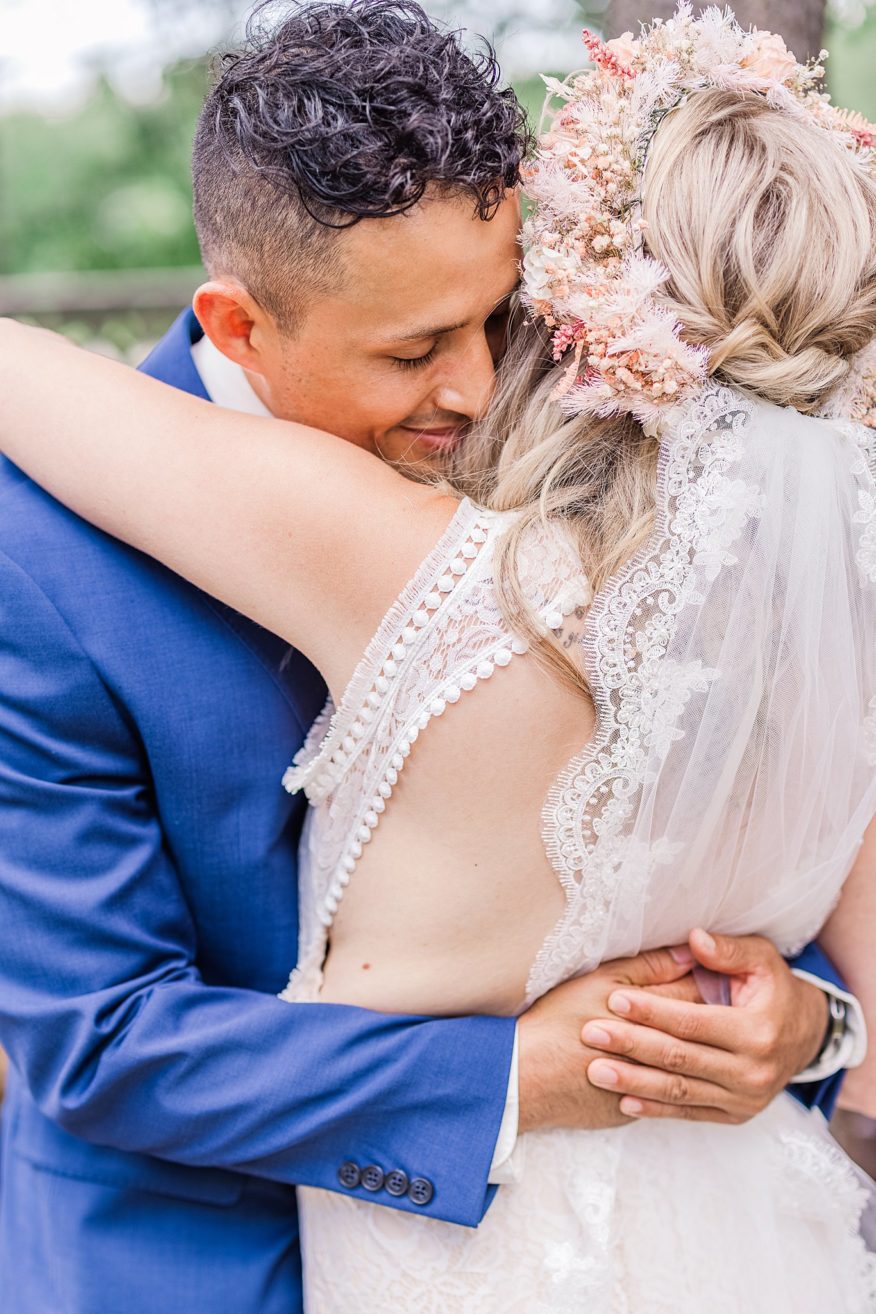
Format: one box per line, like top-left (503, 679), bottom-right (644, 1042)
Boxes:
top-left (384, 1169), bottom-right (410, 1197)
top-left (338, 1161), bottom-right (361, 1189)
top-left (407, 1177), bottom-right (434, 1206)
top-left (360, 1164), bottom-right (385, 1192)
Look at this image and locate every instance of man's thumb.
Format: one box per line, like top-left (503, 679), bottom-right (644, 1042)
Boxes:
top-left (689, 928), bottom-right (757, 973)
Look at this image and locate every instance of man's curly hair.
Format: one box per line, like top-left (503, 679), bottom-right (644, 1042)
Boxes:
top-left (192, 0), bottom-right (531, 329)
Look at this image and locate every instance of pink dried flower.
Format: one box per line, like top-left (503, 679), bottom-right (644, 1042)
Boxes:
top-left (551, 321), bottom-right (587, 364)
top-left (582, 30), bottom-right (635, 81)
top-left (833, 107), bottom-right (876, 150)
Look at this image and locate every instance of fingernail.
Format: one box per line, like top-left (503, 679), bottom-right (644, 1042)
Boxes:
top-left (693, 929), bottom-right (716, 955)
top-left (669, 945), bottom-right (694, 965)
top-left (582, 1024), bottom-right (612, 1047)
top-left (620, 1098), bottom-right (643, 1117)
top-left (588, 1061), bottom-right (619, 1088)
top-left (608, 991), bottom-right (632, 1015)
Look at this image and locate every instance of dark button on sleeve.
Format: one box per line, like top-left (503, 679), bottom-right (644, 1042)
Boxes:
top-left (338, 1161), bottom-right (361, 1190)
top-left (407, 1177), bottom-right (434, 1207)
top-left (360, 1164), bottom-right (385, 1192)
top-left (385, 1169), bottom-right (410, 1198)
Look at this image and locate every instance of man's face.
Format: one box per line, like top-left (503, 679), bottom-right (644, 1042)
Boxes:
top-left (245, 190), bottom-right (522, 469)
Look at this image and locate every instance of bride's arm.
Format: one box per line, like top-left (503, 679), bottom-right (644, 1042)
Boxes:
top-left (0, 321), bottom-right (455, 693)
top-left (820, 818), bottom-right (876, 1117)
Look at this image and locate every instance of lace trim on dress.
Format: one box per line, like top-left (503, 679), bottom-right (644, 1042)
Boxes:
top-left (283, 498), bottom-right (485, 802)
top-left (528, 384), bottom-right (762, 1003)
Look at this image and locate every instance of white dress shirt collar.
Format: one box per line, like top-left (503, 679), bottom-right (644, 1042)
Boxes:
top-left (190, 332), bottom-right (273, 418)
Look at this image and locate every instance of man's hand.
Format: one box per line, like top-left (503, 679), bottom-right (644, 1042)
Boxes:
top-left (582, 929), bottom-right (829, 1124)
top-left (517, 947), bottom-right (700, 1132)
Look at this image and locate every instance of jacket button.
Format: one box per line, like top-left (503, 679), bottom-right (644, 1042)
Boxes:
top-left (407, 1177), bottom-right (434, 1206)
top-left (385, 1169), bottom-right (409, 1197)
top-left (360, 1164), bottom-right (385, 1192)
top-left (337, 1161), bottom-right (361, 1189)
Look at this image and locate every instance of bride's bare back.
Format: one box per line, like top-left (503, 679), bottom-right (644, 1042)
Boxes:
top-left (283, 500), bottom-right (594, 1017)
top-left (319, 624), bottom-right (590, 1017)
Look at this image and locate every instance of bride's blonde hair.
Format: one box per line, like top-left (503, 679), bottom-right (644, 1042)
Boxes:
top-left (448, 87), bottom-right (876, 694)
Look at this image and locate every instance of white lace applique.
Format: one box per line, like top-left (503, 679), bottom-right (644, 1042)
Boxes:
top-left (778, 1130), bottom-right (876, 1311)
top-left (864, 696), bottom-right (876, 768)
top-left (858, 495), bottom-right (876, 583)
top-left (279, 497), bottom-right (591, 1002)
top-left (843, 423), bottom-right (876, 761)
top-left (832, 414), bottom-right (876, 583)
top-left (853, 452), bottom-right (876, 585)
top-left (529, 384), bottom-right (761, 1003)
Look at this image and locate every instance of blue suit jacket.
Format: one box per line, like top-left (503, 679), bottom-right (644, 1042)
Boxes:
top-left (0, 308), bottom-right (847, 1314)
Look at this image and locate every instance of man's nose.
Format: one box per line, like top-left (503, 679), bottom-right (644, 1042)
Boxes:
top-left (433, 330), bottom-right (497, 422)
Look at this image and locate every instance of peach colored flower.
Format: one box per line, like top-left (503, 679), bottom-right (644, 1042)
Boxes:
top-left (741, 30), bottom-right (798, 84)
top-left (605, 32), bottom-right (638, 68)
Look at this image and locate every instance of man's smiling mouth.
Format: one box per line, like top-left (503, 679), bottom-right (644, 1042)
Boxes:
top-left (398, 424), bottom-right (466, 452)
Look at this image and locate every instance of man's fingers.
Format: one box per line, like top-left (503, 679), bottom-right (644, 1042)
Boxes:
top-left (618, 1097), bottom-right (743, 1125)
top-left (581, 1019), bottom-right (731, 1083)
top-left (606, 989), bottom-right (740, 1049)
top-left (586, 1057), bottom-right (729, 1110)
top-left (611, 945), bottom-right (697, 989)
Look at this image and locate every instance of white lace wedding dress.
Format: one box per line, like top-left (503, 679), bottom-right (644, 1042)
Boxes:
top-left (281, 386), bottom-right (876, 1312)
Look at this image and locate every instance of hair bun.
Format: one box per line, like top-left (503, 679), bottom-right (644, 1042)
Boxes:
top-left (643, 88), bottom-right (876, 418)
top-left (710, 321), bottom-right (851, 413)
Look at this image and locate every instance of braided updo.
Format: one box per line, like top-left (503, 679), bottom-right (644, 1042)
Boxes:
top-left (643, 88), bottom-right (876, 414)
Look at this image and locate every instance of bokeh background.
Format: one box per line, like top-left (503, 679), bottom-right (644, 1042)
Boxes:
top-left (1, 0), bottom-right (875, 1170)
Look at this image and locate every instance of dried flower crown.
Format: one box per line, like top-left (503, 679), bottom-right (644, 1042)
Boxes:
top-left (521, 2), bottom-right (876, 431)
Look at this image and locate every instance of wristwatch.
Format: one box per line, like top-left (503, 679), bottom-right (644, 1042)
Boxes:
top-left (814, 993), bottom-right (848, 1070)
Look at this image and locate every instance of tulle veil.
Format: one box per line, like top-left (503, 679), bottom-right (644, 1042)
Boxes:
top-left (528, 383), bottom-right (876, 1004)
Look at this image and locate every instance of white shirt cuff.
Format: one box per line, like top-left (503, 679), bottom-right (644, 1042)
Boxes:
top-left (488, 1027), bottom-right (523, 1185)
top-left (790, 969), bottom-right (868, 1083)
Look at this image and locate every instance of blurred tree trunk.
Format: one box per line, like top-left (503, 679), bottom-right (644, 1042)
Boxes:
top-left (604, 1), bottom-right (829, 60)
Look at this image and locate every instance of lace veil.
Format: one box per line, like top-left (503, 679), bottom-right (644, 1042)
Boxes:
top-left (529, 382), bottom-right (876, 1001)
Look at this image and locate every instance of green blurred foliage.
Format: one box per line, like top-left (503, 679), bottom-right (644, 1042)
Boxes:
top-left (0, 62), bottom-right (210, 276)
top-left (824, 9), bottom-right (876, 120)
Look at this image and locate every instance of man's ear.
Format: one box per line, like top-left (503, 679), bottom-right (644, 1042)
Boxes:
top-left (193, 280), bottom-right (270, 372)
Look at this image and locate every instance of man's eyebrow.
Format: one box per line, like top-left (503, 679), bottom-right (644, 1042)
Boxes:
top-left (383, 281), bottom-right (522, 345)
top-left (389, 319), bottom-right (468, 344)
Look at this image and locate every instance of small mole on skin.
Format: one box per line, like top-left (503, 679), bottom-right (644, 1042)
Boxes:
top-left (361, 963), bottom-right (371, 971)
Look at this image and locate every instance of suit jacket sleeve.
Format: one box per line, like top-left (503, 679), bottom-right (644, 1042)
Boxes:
top-left (784, 941), bottom-right (849, 1118)
top-left (0, 550), bottom-right (515, 1227)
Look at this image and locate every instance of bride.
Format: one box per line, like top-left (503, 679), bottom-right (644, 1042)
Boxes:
top-left (2, 7), bottom-right (875, 1309)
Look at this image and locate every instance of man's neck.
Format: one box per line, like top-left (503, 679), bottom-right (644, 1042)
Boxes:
top-left (244, 368), bottom-right (276, 416)
top-left (190, 334), bottom-right (274, 418)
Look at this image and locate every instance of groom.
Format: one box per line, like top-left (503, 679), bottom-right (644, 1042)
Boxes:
top-left (0, 3), bottom-right (864, 1313)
